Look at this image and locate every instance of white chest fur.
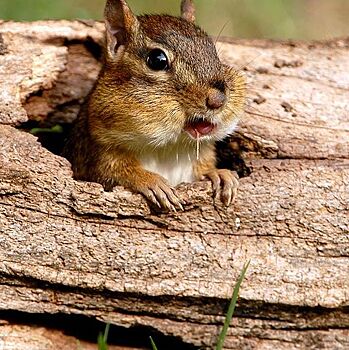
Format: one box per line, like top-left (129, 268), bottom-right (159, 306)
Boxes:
top-left (139, 148), bottom-right (195, 186)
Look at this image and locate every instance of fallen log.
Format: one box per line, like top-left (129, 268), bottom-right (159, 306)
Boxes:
top-left (0, 20), bottom-right (348, 349)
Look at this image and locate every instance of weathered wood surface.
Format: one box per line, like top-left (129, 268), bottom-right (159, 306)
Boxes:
top-left (0, 21), bottom-right (348, 349)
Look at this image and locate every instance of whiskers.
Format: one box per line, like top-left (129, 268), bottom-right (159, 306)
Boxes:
top-left (215, 21), bottom-right (230, 46)
top-left (235, 52), bottom-right (265, 72)
top-left (215, 21), bottom-right (230, 56)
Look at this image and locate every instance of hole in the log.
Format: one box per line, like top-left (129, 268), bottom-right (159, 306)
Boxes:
top-left (16, 38), bottom-right (103, 157)
top-left (17, 120), bottom-right (72, 156)
top-left (64, 38), bottom-right (103, 61)
top-left (216, 136), bottom-right (252, 178)
top-left (0, 310), bottom-right (199, 349)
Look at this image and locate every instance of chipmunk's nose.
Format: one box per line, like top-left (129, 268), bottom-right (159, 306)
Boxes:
top-left (206, 88), bottom-right (226, 110)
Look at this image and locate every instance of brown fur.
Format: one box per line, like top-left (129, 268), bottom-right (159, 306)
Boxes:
top-left (63, 0), bottom-right (245, 210)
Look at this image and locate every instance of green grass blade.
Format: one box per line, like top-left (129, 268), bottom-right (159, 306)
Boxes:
top-left (103, 323), bottom-right (110, 343)
top-left (97, 333), bottom-right (108, 350)
top-left (97, 323), bottom-right (110, 350)
top-left (30, 124), bottom-right (63, 135)
top-left (215, 260), bottom-right (250, 350)
top-left (149, 336), bottom-right (159, 350)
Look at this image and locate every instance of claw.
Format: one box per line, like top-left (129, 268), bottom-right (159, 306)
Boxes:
top-left (206, 169), bottom-right (239, 206)
top-left (141, 188), bottom-right (161, 208)
top-left (221, 185), bottom-right (232, 206)
top-left (138, 174), bottom-right (183, 212)
top-left (158, 182), bottom-right (184, 211)
top-left (206, 171), bottom-right (221, 199)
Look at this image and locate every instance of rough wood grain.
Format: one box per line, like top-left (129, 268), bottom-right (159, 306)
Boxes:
top-left (219, 38), bottom-right (349, 160)
top-left (0, 20), bottom-right (348, 349)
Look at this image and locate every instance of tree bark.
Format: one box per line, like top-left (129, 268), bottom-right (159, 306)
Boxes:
top-left (0, 21), bottom-right (348, 349)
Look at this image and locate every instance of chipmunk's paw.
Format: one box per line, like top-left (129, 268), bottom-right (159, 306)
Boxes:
top-left (205, 169), bottom-right (239, 206)
top-left (137, 173), bottom-right (183, 212)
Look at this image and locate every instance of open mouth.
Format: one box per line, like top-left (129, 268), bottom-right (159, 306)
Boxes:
top-left (184, 118), bottom-right (216, 139)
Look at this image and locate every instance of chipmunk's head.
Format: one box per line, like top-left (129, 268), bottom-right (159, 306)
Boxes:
top-left (96, 0), bottom-right (245, 151)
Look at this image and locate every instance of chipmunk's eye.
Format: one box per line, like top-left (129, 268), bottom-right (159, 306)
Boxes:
top-left (146, 49), bottom-right (169, 71)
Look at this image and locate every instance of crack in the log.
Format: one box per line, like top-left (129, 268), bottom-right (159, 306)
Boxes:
top-left (76, 19), bottom-right (97, 28)
top-left (253, 70), bottom-right (349, 93)
top-left (246, 111), bottom-right (349, 133)
top-left (0, 33), bottom-right (8, 55)
top-left (0, 191), bottom-right (21, 197)
top-left (0, 201), bottom-right (75, 221)
top-left (68, 203), bottom-right (170, 229)
top-left (68, 205), bottom-right (116, 221)
top-left (238, 327), bottom-right (349, 348)
top-left (117, 213), bottom-right (170, 229)
top-left (0, 310), bottom-right (198, 349)
top-left (0, 199), bottom-right (194, 234)
top-left (1, 273), bottom-right (349, 330)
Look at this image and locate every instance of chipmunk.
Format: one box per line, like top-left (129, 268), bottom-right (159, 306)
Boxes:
top-left (64, 0), bottom-right (245, 211)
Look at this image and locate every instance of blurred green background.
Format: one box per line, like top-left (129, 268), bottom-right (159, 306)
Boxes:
top-left (0, 0), bottom-right (348, 39)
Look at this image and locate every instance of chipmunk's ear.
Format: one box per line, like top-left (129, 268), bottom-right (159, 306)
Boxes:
top-left (180, 0), bottom-right (196, 23)
top-left (104, 0), bottom-right (139, 59)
